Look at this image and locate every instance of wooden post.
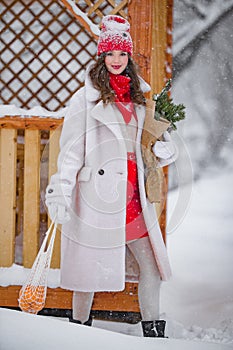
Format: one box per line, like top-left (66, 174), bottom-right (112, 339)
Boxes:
top-left (128, 0), bottom-right (153, 83)
top-left (23, 130), bottom-right (40, 268)
top-left (0, 129), bottom-right (17, 267)
top-left (129, 0), bottom-right (169, 91)
top-left (129, 0), bottom-right (169, 242)
top-left (151, 1), bottom-right (170, 240)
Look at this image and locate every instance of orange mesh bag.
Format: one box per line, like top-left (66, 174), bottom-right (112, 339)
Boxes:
top-left (18, 222), bottom-right (57, 314)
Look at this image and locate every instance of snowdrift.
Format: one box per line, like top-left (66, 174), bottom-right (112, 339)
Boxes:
top-left (0, 308), bottom-right (231, 350)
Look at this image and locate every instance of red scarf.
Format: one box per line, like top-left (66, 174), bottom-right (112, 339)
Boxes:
top-left (109, 73), bottom-right (137, 124)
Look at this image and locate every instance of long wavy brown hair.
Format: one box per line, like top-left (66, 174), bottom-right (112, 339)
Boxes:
top-left (89, 54), bottom-right (146, 105)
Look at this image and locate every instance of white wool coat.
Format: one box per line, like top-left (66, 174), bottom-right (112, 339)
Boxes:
top-left (47, 70), bottom-right (173, 292)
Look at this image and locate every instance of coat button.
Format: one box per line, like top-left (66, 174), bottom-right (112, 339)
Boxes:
top-left (98, 169), bottom-right (104, 175)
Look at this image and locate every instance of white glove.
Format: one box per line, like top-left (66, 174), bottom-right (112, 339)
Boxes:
top-left (45, 184), bottom-right (72, 224)
top-left (152, 131), bottom-right (178, 167)
top-left (152, 131), bottom-right (176, 159)
top-left (47, 202), bottom-right (71, 225)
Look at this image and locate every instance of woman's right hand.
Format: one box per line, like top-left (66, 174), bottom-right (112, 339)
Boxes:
top-left (45, 184), bottom-right (72, 224)
top-left (47, 202), bottom-right (71, 224)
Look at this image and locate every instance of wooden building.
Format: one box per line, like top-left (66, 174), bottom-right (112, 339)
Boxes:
top-left (0, 0), bottom-right (173, 318)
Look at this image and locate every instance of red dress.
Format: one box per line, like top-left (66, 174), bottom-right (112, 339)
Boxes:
top-left (109, 73), bottom-right (149, 242)
top-left (126, 152), bottom-right (149, 241)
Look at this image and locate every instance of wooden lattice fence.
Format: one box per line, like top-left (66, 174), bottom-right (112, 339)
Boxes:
top-left (0, 0), bottom-right (130, 111)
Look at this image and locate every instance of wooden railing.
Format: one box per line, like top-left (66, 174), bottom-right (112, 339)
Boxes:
top-left (0, 116), bottom-right (63, 269)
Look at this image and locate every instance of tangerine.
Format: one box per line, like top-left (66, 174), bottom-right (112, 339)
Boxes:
top-left (19, 285), bottom-right (46, 313)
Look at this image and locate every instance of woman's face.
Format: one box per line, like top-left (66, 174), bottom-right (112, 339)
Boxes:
top-left (104, 50), bottom-right (129, 75)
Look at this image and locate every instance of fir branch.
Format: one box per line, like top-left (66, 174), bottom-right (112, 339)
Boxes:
top-left (152, 79), bottom-right (186, 130)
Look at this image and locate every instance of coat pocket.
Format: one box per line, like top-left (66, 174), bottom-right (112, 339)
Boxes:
top-left (78, 166), bottom-right (92, 182)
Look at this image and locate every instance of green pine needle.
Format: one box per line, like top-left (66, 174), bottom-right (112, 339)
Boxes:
top-left (152, 79), bottom-right (186, 130)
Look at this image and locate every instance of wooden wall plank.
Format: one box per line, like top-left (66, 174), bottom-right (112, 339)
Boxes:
top-left (23, 130), bottom-right (40, 268)
top-left (0, 129), bottom-right (17, 267)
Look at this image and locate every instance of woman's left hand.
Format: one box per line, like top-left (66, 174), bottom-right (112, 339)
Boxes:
top-left (152, 131), bottom-right (178, 166)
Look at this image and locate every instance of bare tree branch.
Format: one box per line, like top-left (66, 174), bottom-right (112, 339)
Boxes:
top-left (173, 0), bottom-right (233, 77)
top-left (182, 0), bottom-right (207, 19)
top-left (174, 0), bottom-right (233, 57)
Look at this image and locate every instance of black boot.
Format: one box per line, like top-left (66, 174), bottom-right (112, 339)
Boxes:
top-left (141, 320), bottom-right (166, 337)
top-left (69, 316), bottom-right (92, 326)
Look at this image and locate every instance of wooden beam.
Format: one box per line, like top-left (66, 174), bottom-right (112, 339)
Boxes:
top-left (0, 116), bottom-right (63, 130)
top-left (61, 0), bottom-right (99, 40)
top-left (0, 283), bottom-right (140, 312)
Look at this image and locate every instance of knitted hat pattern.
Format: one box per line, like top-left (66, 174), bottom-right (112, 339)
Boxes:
top-left (97, 15), bottom-right (133, 56)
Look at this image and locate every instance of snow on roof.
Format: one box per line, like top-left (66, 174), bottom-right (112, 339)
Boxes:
top-left (66, 0), bottom-right (100, 37)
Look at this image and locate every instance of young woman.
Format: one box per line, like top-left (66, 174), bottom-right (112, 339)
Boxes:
top-left (45, 15), bottom-right (177, 337)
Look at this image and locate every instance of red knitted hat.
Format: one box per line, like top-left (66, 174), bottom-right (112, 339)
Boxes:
top-left (97, 15), bottom-right (133, 56)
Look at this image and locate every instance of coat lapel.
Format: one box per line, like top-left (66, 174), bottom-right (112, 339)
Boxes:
top-left (135, 104), bottom-right (146, 145)
top-left (90, 101), bottom-right (125, 140)
top-left (91, 102), bottom-right (146, 143)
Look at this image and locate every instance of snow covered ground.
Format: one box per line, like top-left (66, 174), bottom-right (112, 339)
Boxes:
top-left (0, 170), bottom-right (232, 349)
top-left (0, 307), bottom-right (232, 350)
top-left (163, 170), bottom-right (233, 345)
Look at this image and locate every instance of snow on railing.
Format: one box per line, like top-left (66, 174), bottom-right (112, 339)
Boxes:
top-left (0, 105), bottom-right (67, 119)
